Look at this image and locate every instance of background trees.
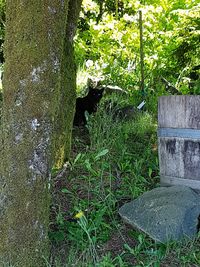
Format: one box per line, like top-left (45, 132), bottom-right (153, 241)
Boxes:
top-left (1, 0), bottom-right (199, 96)
top-left (75, 0), bottom-right (200, 96)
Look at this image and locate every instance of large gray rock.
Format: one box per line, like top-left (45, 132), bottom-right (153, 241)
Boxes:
top-left (119, 185), bottom-right (200, 243)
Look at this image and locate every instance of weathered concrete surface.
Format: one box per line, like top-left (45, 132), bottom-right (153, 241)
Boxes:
top-left (119, 185), bottom-right (200, 243)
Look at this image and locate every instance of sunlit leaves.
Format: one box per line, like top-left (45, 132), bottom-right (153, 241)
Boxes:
top-left (75, 0), bottom-right (200, 92)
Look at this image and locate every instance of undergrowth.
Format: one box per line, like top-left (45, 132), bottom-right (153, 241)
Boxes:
top-left (49, 98), bottom-right (200, 267)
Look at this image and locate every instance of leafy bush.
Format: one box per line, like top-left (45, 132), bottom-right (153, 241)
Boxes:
top-left (75, 0), bottom-right (200, 95)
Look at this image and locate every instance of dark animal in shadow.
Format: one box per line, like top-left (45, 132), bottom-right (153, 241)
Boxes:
top-left (114, 105), bottom-right (136, 120)
top-left (104, 100), bottom-right (136, 121)
top-left (73, 87), bottom-right (104, 126)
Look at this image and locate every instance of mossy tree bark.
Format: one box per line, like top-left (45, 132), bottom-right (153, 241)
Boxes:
top-left (54, 0), bottom-right (83, 168)
top-left (0, 1), bottom-right (78, 266)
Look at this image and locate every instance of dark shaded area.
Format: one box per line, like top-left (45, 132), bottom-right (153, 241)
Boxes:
top-left (0, 38), bottom-right (4, 64)
top-left (166, 139), bottom-right (176, 155)
top-left (197, 214), bottom-right (200, 233)
top-left (189, 65), bottom-right (200, 81)
top-left (184, 140), bottom-right (200, 179)
top-left (104, 100), bottom-right (136, 120)
top-left (0, 0), bottom-right (6, 64)
top-left (161, 76), bottom-right (181, 95)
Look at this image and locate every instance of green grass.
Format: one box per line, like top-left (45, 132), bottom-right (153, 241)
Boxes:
top-left (49, 98), bottom-right (200, 266)
top-left (1, 92), bottom-right (199, 266)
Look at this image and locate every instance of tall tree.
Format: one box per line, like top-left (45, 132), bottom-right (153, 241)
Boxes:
top-left (0, 0), bottom-right (82, 266)
top-left (54, 0), bottom-right (83, 168)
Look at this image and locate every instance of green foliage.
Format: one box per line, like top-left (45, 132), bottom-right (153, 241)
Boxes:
top-left (75, 0), bottom-right (200, 95)
top-left (1, 0), bottom-right (199, 94)
top-left (50, 94), bottom-right (200, 265)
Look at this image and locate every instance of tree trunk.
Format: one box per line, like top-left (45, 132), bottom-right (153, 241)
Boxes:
top-left (0, 1), bottom-right (70, 266)
top-left (54, 0), bottom-right (83, 168)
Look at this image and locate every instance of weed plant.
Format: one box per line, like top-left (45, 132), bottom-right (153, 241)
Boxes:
top-left (50, 97), bottom-right (200, 266)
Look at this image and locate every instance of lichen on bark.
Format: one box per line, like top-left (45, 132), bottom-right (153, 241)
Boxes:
top-left (0, 0), bottom-right (72, 266)
top-left (54, 0), bottom-right (83, 168)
